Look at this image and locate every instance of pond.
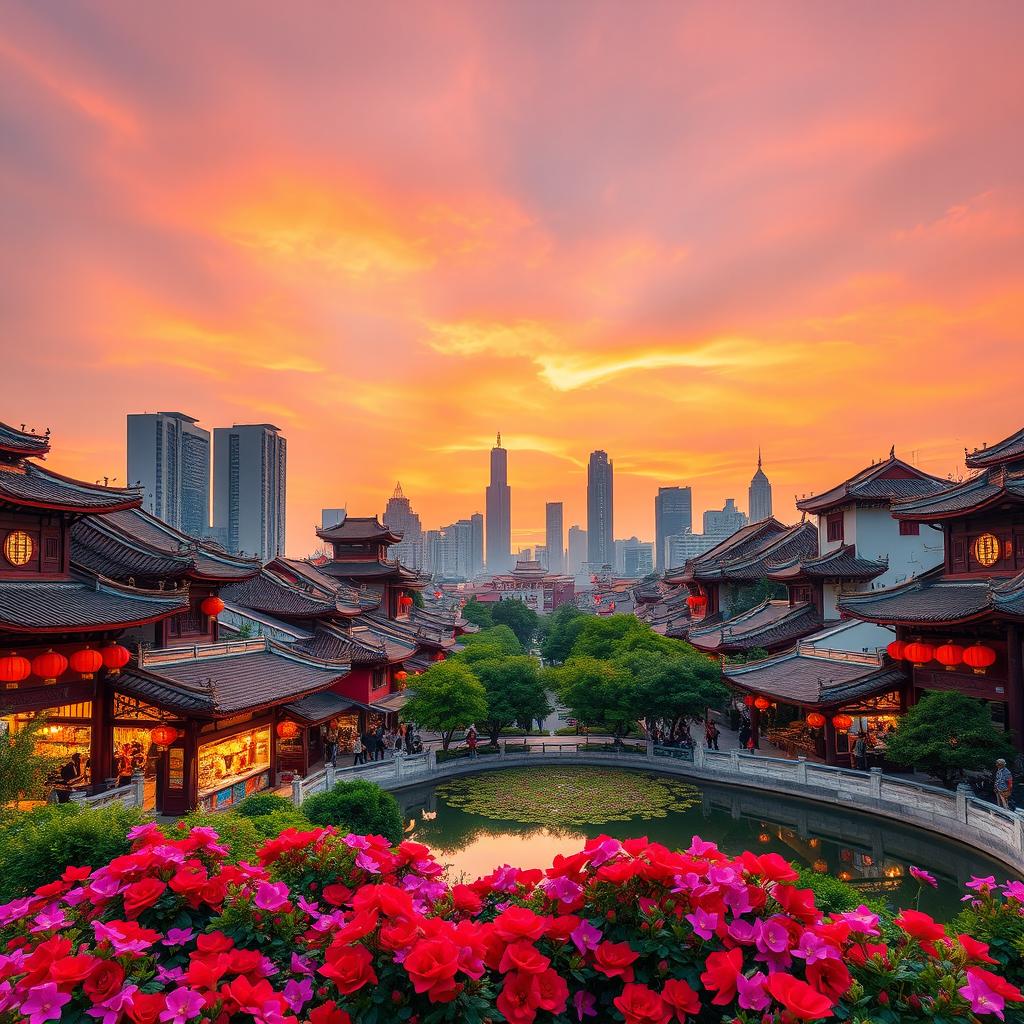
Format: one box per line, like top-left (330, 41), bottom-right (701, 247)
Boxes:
top-left (397, 766), bottom-right (1007, 920)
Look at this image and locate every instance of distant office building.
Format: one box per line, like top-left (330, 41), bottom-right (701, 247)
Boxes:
top-left (623, 539), bottom-right (654, 578)
top-left (654, 486), bottom-right (692, 572)
top-left (519, 547), bottom-right (533, 562)
top-left (470, 513), bottom-right (484, 577)
top-left (486, 433), bottom-right (512, 573)
top-left (665, 530), bottom-right (719, 569)
top-left (534, 545), bottom-right (547, 568)
top-left (613, 539), bottom-right (628, 575)
top-left (703, 498), bottom-right (747, 539)
top-left (545, 501), bottom-right (564, 573)
top-left (212, 423), bottom-right (286, 562)
top-left (424, 519), bottom-right (475, 579)
top-left (127, 412), bottom-right (210, 536)
top-left (383, 482), bottom-right (422, 569)
top-left (748, 450), bottom-right (773, 522)
top-left (587, 450), bottom-right (614, 568)
top-left (321, 508), bottom-right (346, 530)
top-left (567, 525), bottom-right (588, 575)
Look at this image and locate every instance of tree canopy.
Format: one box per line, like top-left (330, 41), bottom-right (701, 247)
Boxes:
top-left (460, 598), bottom-right (493, 629)
top-left (539, 603), bottom-right (586, 664)
top-left (473, 655), bottom-right (550, 744)
top-left (491, 598), bottom-right (540, 649)
top-left (401, 660), bottom-right (487, 750)
top-left (0, 717), bottom-right (59, 806)
top-left (460, 625), bottom-right (523, 661)
top-left (546, 656), bottom-right (638, 739)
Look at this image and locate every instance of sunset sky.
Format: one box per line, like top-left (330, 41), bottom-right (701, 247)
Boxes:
top-left (2, 1), bottom-right (1023, 556)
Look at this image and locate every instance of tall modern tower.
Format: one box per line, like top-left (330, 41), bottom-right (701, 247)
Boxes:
top-left (587, 450), bottom-right (614, 568)
top-left (212, 423), bottom-right (287, 562)
top-left (485, 433), bottom-right (512, 573)
top-left (383, 482), bottom-right (423, 569)
top-left (748, 450), bottom-right (773, 522)
top-left (545, 502), bottom-right (564, 573)
top-left (654, 486), bottom-right (693, 572)
top-left (127, 412), bottom-right (210, 536)
top-left (567, 525), bottom-right (588, 575)
top-left (469, 513), bottom-right (484, 577)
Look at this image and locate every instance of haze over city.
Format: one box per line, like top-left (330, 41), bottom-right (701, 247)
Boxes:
top-left (3, 1), bottom-right (1023, 554)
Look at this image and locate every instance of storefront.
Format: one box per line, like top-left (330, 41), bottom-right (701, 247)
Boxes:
top-left (1, 702), bottom-right (94, 796)
top-left (198, 722), bottom-right (272, 812)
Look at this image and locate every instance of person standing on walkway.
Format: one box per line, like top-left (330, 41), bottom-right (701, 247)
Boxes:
top-left (995, 757), bottom-right (1013, 808)
top-left (466, 727), bottom-right (479, 758)
top-left (363, 729), bottom-right (376, 763)
top-left (375, 724), bottom-right (386, 761)
top-left (705, 719), bottom-right (719, 751)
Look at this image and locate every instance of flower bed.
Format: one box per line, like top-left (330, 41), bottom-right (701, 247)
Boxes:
top-left (1, 823), bottom-right (1022, 1023)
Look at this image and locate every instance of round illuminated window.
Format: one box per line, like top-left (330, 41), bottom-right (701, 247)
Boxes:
top-left (974, 533), bottom-right (1001, 568)
top-left (3, 531), bottom-right (33, 567)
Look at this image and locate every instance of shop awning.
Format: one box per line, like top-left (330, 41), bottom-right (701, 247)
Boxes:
top-left (373, 691), bottom-right (409, 714)
top-left (284, 691), bottom-right (361, 726)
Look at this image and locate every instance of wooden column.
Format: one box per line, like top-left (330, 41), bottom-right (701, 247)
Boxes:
top-left (823, 719), bottom-right (837, 765)
top-left (750, 707), bottom-right (761, 749)
top-left (1007, 624), bottom-right (1024, 751)
top-left (89, 679), bottom-right (108, 791)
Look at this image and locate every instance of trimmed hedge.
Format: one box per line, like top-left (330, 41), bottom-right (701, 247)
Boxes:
top-left (301, 778), bottom-right (404, 844)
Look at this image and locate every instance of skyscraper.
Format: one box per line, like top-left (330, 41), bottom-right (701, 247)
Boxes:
top-left (127, 412), bottom-right (210, 537)
top-left (567, 525), bottom-right (588, 575)
top-left (383, 482), bottom-right (423, 568)
top-left (654, 486), bottom-right (693, 572)
top-left (748, 450), bottom-right (773, 522)
top-left (470, 512), bottom-right (484, 577)
top-left (212, 423), bottom-right (286, 562)
top-left (545, 501), bottom-right (564, 573)
top-left (703, 498), bottom-right (747, 538)
top-left (587, 450), bottom-right (614, 568)
top-left (485, 433), bottom-right (512, 573)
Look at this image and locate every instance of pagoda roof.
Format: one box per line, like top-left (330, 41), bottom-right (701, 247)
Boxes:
top-left (316, 559), bottom-right (423, 585)
top-left (0, 462), bottom-right (141, 514)
top-left (890, 466), bottom-right (1024, 521)
top-left (966, 426), bottom-right (1024, 470)
top-left (117, 638), bottom-right (348, 717)
top-left (993, 571), bottom-right (1024, 619)
top-left (796, 456), bottom-right (948, 515)
top-left (0, 573), bottom-right (187, 634)
top-left (0, 421), bottom-right (50, 458)
top-left (839, 568), bottom-right (993, 625)
top-left (222, 571), bottom-right (340, 619)
top-left (767, 544), bottom-right (887, 583)
top-left (292, 624), bottom-right (390, 666)
top-left (688, 600), bottom-right (821, 654)
top-left (673, 520), bottom-right (818, 584)
top-left (724, 649), bottom-right (905, 708)
top-left (316, 516), bottom-right (403, 545)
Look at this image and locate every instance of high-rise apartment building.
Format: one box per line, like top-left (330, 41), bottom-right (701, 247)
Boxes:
top-left (587, 450), bottom-right (614, 568)
top-left (665, 529), bottom-right (719, 568)
top-left (383, 482), bottom-right (423, 569)
top-left (748, 450), bottom-right (773, 522)
top-left (470, 513), bottom-right (484, 577)
top-left (623, 539), bottom-right (654, 578)
top-left (127, 412), bottom-right (210, 537)
top-left (703, 498), bottom-right (747, 539)
top-left (654, 486), bottom-right (692, 572)
top-left (212, 423), bottom-right (286, 562)
top-left (567, 525), bottom-right (588, 575)
top-left (485, 433), bottom-right (512, 573)
top-left (545, 501), bottom-right (564, 573)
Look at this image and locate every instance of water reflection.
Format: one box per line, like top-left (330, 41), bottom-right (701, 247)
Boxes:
top-left (398, 769), bottom-right (1006, 918)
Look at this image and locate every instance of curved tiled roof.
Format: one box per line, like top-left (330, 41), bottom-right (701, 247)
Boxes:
top-left (796, 456), bottom-right (948, 515)
top-left (666, 518), bottom-right (787, 584)
top-left (688, 600), bottom-right (821, 654)
top-left (316, 516), bottom-right (403, 544)
top-left (714, 523), bottom-right (819, 581)
top-left (317, 560), bottom-right (422, 584)
top-left (839, 570), bottom-right (993, 625)
top-left (890, 469), bottom-right (1024, 520)
top-left (767, 544), bottom-right (887, 583)
top-left (0, 463), bottom-right (141, 513)
top-left (0, 421), bottom-right (50, 457)
top-left (222, 570), bottom-right (340, 618)
top-left (993, 571), bottom-right (1024, 618)
top-left (966, 427), bottom-right (1024, 469)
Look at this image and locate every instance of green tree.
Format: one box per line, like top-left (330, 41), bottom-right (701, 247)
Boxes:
top-left (569, 614), bottom-right (651, 661)
top-left (461, 598), bottom-right (493, 629)
top-left (302, 779), bottom-right (405, 844)
top-left (539, 603), bottom-right (586, 664)
top-left (474, 655), bottom-right (551, 744)
top-left (459, 625), bottom-right (523, 660)
top-left (726, 580), bottom-right (786, 616)
top-left (0, 717), bottom-right (59, 806)
top-left (491, 599), bottom-right (540, 650)
top-left (402, 660), bottom-right (488, 750)
top-left (885, 691), bottom-right (1015, 788)
top-left (411, 590), bottom-right (425, 609)
top-left (547, 656), bottom-right (640, 741)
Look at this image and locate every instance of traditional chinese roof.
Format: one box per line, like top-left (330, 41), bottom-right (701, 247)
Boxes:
top-left (0, 421), bottom-right (50, 458)
top-left (688, 600), bottom-right (822, 654)
top-left (272, 558), bottom-right (379, 609)
top-left (0, 462), bottom-right (141, 514)
top-left (292, 623), bottom-right (393, 666)
top-left (316, 515), bottom-right (403, 545)
top-left (890, 466), bottom-right (1024, 521)
top-left (0, 574), bottom-right (188, 634)
top-left (993, 571), bottom-right (1024, 619)
top-left (724, 650), bottom-right (905, 708)
top-left (316, 560), bottom-right (423, 585)
top-left (796, 455), bottom-right (948, 515)
top-left (364, 610), bottom-right (456, 651)
top-left (966, 427), bottom-right (1024, 470)
top-left (767, 544), bottom-right (887, 583)
top-left (284, 690), bottom-right (362, 726)
top-left (713, 523), bottom-right (819, 582)
top-left (664, 518), bottom-right (788, 585)
top-left (839, 568), bottom-right (993, 625)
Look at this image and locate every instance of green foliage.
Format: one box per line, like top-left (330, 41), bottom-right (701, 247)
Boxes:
top-left (248, 809), bottom-right (315, 840)
top-left (0, 803), bottom-right (150, 901)
top-left (796, 868), bottom-right (887, 917)
top-left (411, 589), bottom-right (425, 608)
top-left (954, 893), bottom-right (1024, 990)
top-left (301, 779), bottom-right (404, 844)
top-left (885, 690), bottom-right (1016, 787)
top-left (726, 580), bottom-right (787, 616)
top-left (569, 614), bottom-right (645, 660)
top-left (0, 716), bottom-right (61, 806)
top-left (472, 654), bottom-right (550, 744)
top-left (459, 625), bottom-right (523, 659)
top-left (725, 647), bottom-right (770, 665)
top-left (620, 649), bottom-right (728, 737)
top-left (233, 793), bottom-right (295, 818)
top-left (539, 603), bottom-right (586, 663)
top-left (402, 659), bottom-right (488, 749)
top-left (490, 598), bottom-right (540, 649)
top-left (461, 597), bottom-right (493, 629)
top-left (547, 655), bottom-right (639, 739)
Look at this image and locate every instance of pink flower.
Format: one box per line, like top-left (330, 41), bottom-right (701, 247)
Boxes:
top-left (587, 837), bottom-right (622, 866)
top-left (164, 927), bottom-right (195, 947)
top-left (836, 905), bottom-right (881, 935)
top-left (1002, 880), bottom-right (1024, 903)
top-left (291, 953), bottom-right (315, 975)
top-left (21, 983), bottom-right (71, 1024)
top-left (909, 866), bottom-right (938, 888)
top-left (959, 971), bottom-right (1007, 1020)
top-left (736, 971), bottom-right (771, 1011)
top-left (159, 987), bottom-right (205, 1024)
top-left (967, 875), bottom-right (997, 893)
top-left (283, 978), bottom-right (313, 1013)
top-left (570, 919), bottom-right (602, 954)
top-left (87, 985), bottom-right (138, 1024)
top-left (686, 907), bottom-right (718, 940)
top-left (342, 834), bottom-right (370, 849)
top-left (30, 905), bottom-right (66, 932)
top-left (573, 990), bottom-right (597, 1019)
top-left (686, 835), bottom-right (719, 856)
top-left (0, 896), bottom-right (33, 925)
top-left (793, 932), bottom-right (839, 964)
top-left (543, 876), bottom-right (583, 904)
top-left (254, 881), bottom-right (290, 911)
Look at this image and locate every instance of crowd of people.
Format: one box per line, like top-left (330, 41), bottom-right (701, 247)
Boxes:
top-left (323, 723), bottom-right (422, 767)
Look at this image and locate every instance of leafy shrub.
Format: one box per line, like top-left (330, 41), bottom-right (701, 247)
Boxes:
top-left (796, 868), bottom-right (887, 917)
top-left (234, 793), bottom-right (295, 818)
top-left (0, 803), bottom-right (149, 901)
top-left (301, 778), bottom-right (404, 844)
top-left (955, 887), bottom-right (1024, 990)
top-left (174, 810), bottom-right (261, 864)
top-left (248, 808), bottom-right (311, 839)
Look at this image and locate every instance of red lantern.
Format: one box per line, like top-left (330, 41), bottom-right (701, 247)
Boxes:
top-left (433, 590), bottom-right (443, 599)
top-left (963, 643), bottom-right (997, 674)
top-left (276, 720), bottom-right (300, 740)
top-left (743, 695), bottom-right (756, 707)
top-left (903, 641), bottom-right (934, 666)
top-left (687, 594), bottom-right (707, 614)
top-left (70, 647), bottom-right (103, 680)
top-left (886, 640), bottom-right (906, 661)
top-left (395, 670), bottom-right (408, 682)
top-left (150, 724), bottom-right (179, 748)
top-left (832, 713), bottom-right (853, 731)
top-left (101, 643), bottom-right (130, 675)
top-left (0, 652), bottom-right (30, 685)
top-left (433, 652), bottom-right (445, 662)
top-left (200, 596), bottom-right (225, 618)
top-left (594, 595), bottom-right (602, 605)
top-left (399, 595), bottom-right (413, 608)
top-left (934, 643), bottom-right (964, 671)
top-left (754, 696), bottom-right (771, 711)
top-left (806, 712), bottom-right (826, 729)
top-left (31, 649), bottom-right (68, 684)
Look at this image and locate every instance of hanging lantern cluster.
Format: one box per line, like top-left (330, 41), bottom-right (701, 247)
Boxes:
top-left (200, 595), bottom-right (225, 619)
top-left (806, 712), bottom-right (826, 729)
top-left (889, 638), bottom-right (997, 674)
top-left (832, 713), bottom-right (853, 731)
top-left (275, 720), bottom-right (299, 740)
top-left (686, 594), bottom-right (707, 616)
top-left (394, 670), bottom-right (408, 682)
top-left (1, 643), bottom-right (131, 685)
top-left (399, 595), bottom-right (413, 612)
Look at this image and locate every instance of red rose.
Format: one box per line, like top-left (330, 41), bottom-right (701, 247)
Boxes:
top-left (533, 967), bottom-right (568, 1014)
top-left (451, 885), bottom-right (482, 916)
top-left (49, 955), bottom-right (98, 987)
top-left (496, 970), bottom-right (541, 1024)
top-left (498, 940), bottom-right (551, 975)
top-left (403, 938), bottom-right (461, 1003)
top-left (494, 906), bottom-right (548, 943)
top-left (84, 959), bottom-right (125, 1003)
top-left (700, 948), bottom-right (744, 1005)
top-left (593, 940), bottom-right (639, 981)
top-left (319, 943), bottom-right (377, 995)
top-left (126, 992), bottom-right (165, 1024)
top-left (122, 878), bottom-right (166, 919)
top-left (322, 883), bottom-right (352, 907)
top-left (614, 983), bottom-right (672, 1024)
top-left (169, 864), bottom-right (209, 903)
top-left (806, 956), bottom-right (851, 1002)
top-left (661, 978), bottom-right (700, 1020)
top-left (307, 1001), bottom-right (352, 1024)
top-left (894, 909), bottom-right (946, 949)
top-left (767, 973), bottom-right (835, 1021)
top-left (197, 931), bottom-right (234, 955)
top-left (956, 934), bottom-right (999, 965)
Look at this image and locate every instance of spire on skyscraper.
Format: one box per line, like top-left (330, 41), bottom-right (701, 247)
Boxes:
top-left (496, 431), bottom-right (502, 448)
top-left (393, 481), bottom-right (404, 499)
top-left (757, 447), bottom-right (762, 470)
